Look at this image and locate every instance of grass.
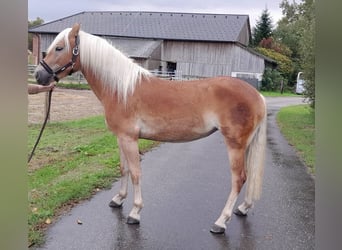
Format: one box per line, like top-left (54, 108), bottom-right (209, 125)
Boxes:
top-left (56, 83), bottom-right (91, 90)
top-left (277, 105), bottom-right (315, 173)
top-left (28, 81), bottom-right (91, 90)
top-left (28, 115), bottom-right (156, 247)
top-left (261, 90), bottom-right (299, 97)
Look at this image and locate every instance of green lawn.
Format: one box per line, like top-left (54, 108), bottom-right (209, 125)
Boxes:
top-left (277, 105), bottom-right (315, 173)
top-left (261, 90), bottom-right (298, 97)
top-left (28, 115), bottom-right (156, 246)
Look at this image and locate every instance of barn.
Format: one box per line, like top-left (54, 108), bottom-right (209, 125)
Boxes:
top-left (29, 11), bottom-right (276, 88)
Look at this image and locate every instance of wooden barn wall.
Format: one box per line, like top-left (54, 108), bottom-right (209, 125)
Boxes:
top-left (131, 43), bottom-right (162, 70)
top-left (162, 41), bottom-right (264, 78)
top-left (36, 34), bottom-right (264, 79)
top-left (40, 34), bottom-right (58, 52)
top-left (31, 34), bottom-right (57, 63)
top-left (237, 22), bottom-right (250, 45)
top-left (38, 34), bottom-right (163, 70)
top-left (146, 42), bottom-right (162, 70)
top-left (31, 35), bottom-right (40, 64)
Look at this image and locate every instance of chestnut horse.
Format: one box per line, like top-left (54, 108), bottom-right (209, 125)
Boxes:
top-left (34, 23), bottom-right (267, 234)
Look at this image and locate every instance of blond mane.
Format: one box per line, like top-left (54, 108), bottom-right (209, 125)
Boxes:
top-left (52, 28), bottom-right (151, 102)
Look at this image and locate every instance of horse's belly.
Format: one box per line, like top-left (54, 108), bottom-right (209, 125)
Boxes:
top-left (138, 117), bottom-right (217, 142)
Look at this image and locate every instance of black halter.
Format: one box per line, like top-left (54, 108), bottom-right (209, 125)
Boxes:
top-left (40, 35), bottom-right (79, 82)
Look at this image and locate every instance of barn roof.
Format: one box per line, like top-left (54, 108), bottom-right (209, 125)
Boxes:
top-left (29, 11), bottom-right (250, 43)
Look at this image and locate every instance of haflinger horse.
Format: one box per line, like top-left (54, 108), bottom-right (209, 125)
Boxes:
top-left (34, 23), bottom-right (267, 234)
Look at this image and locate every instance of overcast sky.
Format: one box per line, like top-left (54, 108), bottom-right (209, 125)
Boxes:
top-left (28, 0), bottom-right (284, 28)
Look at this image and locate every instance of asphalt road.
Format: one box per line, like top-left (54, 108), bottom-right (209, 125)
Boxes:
top-left (35, 96), bottom-right (314, 250)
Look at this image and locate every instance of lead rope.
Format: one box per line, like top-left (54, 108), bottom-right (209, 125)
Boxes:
top-left (28, 89), bottom-right (53, 163)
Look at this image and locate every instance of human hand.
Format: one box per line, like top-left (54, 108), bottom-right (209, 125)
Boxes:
top-left (44, 82), bottom-right (56, 92)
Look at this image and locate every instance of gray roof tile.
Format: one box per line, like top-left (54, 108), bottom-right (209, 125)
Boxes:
top-left (29, 11), bottom-right (250, 42)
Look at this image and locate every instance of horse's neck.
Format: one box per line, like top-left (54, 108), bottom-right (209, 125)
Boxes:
top-left (81, 69), bottom-right (118, 104)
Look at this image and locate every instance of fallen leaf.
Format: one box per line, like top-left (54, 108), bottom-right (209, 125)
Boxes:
top-left (45, 218), bottom-right (51, 224)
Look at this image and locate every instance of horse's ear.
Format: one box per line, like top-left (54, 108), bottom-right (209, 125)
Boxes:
top-left (69, 23), bottom-right (80, 38)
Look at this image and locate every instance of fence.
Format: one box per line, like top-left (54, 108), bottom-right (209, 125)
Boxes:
top-left (28, 65), bottom-right (188, 83)
top-left (148, 70), bottom-right (185, 80)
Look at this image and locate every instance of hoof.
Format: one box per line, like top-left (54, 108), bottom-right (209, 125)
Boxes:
top-left (108, 200), bottom-right (123, 208)
top-left (127, 216), bottom-right (140, 225)
top-left (210, 224), bottom-right (225, 234)
top-left (233, 208), bottom-right (247, 217)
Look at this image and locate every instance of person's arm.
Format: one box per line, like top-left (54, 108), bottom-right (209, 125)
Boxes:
top-left (28, 83), bottom-right (55, 94)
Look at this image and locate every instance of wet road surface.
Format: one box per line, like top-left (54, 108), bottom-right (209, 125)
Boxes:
top-left (34, 97), bottom-right (314, 250)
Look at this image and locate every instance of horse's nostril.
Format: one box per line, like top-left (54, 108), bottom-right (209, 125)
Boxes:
top-left (34, 71), bottom-right (41, 83)
top-left (34, 70), bottom-right (47, 85)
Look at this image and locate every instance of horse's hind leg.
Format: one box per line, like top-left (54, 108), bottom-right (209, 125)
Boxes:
top-left (109, 145), bottom-right (129, 208)
top-left (234, 200), bottom-right (253, 216)
top-left (210, 146), bottom-right (247, 234)
top-left (233, 183), bottom-right (259, 216)
top-left (232, 145), bottom-right (253, 216)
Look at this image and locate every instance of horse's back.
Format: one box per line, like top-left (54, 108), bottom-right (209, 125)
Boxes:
top-left (136, 76), bottom-right (264, 120)
top-left (179, 76), bottom-right (265, 118)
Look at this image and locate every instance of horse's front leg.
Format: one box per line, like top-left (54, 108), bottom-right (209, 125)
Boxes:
top-left (117, 135), bottom-right (143, 224)
top-left (109, 145), bottom-right (129, 208)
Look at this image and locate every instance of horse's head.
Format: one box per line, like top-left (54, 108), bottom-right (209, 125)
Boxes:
top-left (34, 23), bottom-right (81, 85)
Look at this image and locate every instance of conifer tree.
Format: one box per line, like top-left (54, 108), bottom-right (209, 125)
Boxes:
top-left (252, 8), bottom-right (273, 46)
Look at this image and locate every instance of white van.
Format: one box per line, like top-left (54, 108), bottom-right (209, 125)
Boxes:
top-left (295, 72), bottom-right (305, 94)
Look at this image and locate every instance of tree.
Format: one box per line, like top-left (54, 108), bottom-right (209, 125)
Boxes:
top-left (298, 0), bottom-right (315, 107)
top-left (252, 8), bottom-right (291, 92)
top-left (274, 0), bottom-right (315, 107)
top-left (273, 1), bottom-right (303, 84)
top-left (259, 37), bottom-right (292, 57)
top-left (260, 67), bottom-right (283, 91)
top-left (28, 17), bottom-right (44, 51)
top-left (252, 8), bottom-right (274, 46)
top-left (256, 47), bottom-right (293, 80)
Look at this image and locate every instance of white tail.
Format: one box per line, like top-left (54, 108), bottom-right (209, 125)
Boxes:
top-left (245, 96), bottom-right (267, 201)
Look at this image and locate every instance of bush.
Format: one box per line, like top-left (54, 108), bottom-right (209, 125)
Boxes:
top-left (261, 68), bottom-right (284, 91)
top-left (256, 47), bottom-right (294, 80)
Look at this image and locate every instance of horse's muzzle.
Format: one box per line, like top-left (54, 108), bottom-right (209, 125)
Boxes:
top-left (34, 65), bottom-right (54, 85)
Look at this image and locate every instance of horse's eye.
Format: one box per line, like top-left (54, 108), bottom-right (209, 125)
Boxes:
top-left (55, 47), bottom-right (63, 52)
